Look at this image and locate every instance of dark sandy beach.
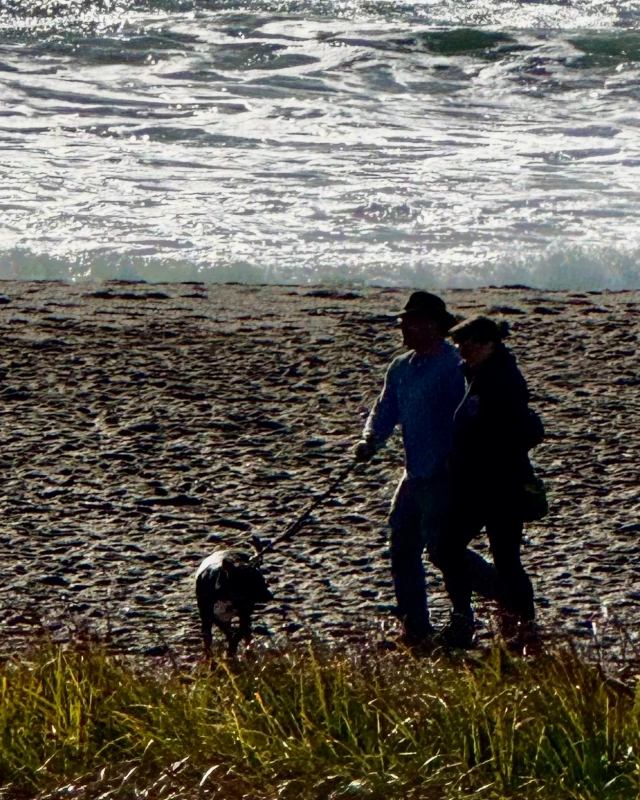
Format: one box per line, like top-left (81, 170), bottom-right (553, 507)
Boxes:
top-left (0, 281), bottom-right (638, 661)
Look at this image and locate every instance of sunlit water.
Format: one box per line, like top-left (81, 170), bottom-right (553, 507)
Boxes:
top-left (1, 0), bottom-right (640, 287)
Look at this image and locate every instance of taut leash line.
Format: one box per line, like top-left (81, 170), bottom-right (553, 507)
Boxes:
top-left (250, 460), bottom-right (359, 564)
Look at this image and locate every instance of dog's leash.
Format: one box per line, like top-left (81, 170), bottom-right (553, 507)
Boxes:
top-left (250, 460), bottom-right (359, 565)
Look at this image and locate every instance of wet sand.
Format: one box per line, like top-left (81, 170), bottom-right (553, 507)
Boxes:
top-left (0, 281), bottom-right (638, 661)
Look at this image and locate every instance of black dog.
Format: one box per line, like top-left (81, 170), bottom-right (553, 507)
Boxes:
top-left (195, 549), bottom-right (273, 656)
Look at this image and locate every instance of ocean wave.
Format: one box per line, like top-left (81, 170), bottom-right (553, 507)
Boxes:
top-left (1, 245), bottom-right (638, 290)
top-left (0, 0), bottom-right (635, 33)
top-left (2, 1), bottom-right (640, 291)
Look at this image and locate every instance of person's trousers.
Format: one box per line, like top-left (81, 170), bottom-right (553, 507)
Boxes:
top-left (388, 474), bottom-right (504, 636)
top-left (438, 508), bottom-right (535, 623)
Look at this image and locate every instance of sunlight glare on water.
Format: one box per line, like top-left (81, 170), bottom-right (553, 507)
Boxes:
top-left (0, 0), bottom-right (639, 287)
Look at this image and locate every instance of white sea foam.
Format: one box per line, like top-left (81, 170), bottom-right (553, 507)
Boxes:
top-left (0, 0), bottom-right (639, 288)
top-left (2, 242), bottom-right (639, 290)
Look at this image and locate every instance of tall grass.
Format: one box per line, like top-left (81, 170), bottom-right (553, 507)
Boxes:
top-left (0, 642), bottom-right (638, 799)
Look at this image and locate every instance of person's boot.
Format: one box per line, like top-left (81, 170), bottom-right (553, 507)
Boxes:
top-left (441, 611), bottom-right (475, 649)
top-left (399, 619), bottom-right (435, 652)
top-left (500, 613), bottom-right (541, 656)
top-left (498, 606), bottom-right (520, 643)
top-left (512, 620), bottom-right (542, 656)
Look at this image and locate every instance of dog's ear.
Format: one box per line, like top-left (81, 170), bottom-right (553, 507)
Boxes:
top-left (221, 556), bottom-right (236, 573)
top-left (250, 534), bottom-right (263, 554)
top-left (215, 560), bottom-right (230, 592)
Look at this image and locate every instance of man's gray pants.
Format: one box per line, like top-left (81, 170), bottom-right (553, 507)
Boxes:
top-left (388, 472), bottom-right (504, 636)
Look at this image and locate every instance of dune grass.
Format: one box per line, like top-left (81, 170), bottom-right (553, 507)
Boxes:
top-left (0, 641), bottom-right (639, 799)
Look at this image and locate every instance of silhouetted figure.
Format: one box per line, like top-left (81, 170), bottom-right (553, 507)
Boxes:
top-left (438, 316), bottom-right (541, 650)
top-left (354, 292), bottom-right (503, 646)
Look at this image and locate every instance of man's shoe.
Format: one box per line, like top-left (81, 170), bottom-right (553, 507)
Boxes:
top-left (398, 623), bottom-right (435, 652)
top-left (441, 613), bottom-right (475, 650)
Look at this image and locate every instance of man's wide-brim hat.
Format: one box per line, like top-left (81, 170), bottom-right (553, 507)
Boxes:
top-left (392, 291), bottom-right (457, 331)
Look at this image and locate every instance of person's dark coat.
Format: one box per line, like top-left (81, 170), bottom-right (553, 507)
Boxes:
top-left (450, 342), bottom-right (535, 516)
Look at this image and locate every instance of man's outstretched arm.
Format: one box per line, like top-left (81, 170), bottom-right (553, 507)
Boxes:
top-left (353, 363), bottom-right (399, 462)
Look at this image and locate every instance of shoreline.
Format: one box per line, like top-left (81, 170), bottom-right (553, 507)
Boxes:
top-left (0, 281), bottom-right (638, 662)
top-left (1, 277), bottom-right (638, 294)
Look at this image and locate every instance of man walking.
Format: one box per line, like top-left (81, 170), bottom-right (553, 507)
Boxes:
top-left (354, 291), bottom-right (500, 645)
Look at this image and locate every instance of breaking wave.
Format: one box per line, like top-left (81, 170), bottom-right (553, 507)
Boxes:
top-left (2, 245), bottom-right (639, 290)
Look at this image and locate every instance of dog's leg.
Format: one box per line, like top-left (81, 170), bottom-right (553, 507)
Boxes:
top-left (228, 630), bottom-right (243, 656)
top-left (238, 611), bottom-right (253, 647)
top-left (212, 616), bottom-right (239, 656)
top-left (197, 595), bottom-right (215, 656)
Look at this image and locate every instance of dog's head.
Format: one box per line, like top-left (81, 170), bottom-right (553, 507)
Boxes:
top-left (222, 553), bottom-right (273, 605)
